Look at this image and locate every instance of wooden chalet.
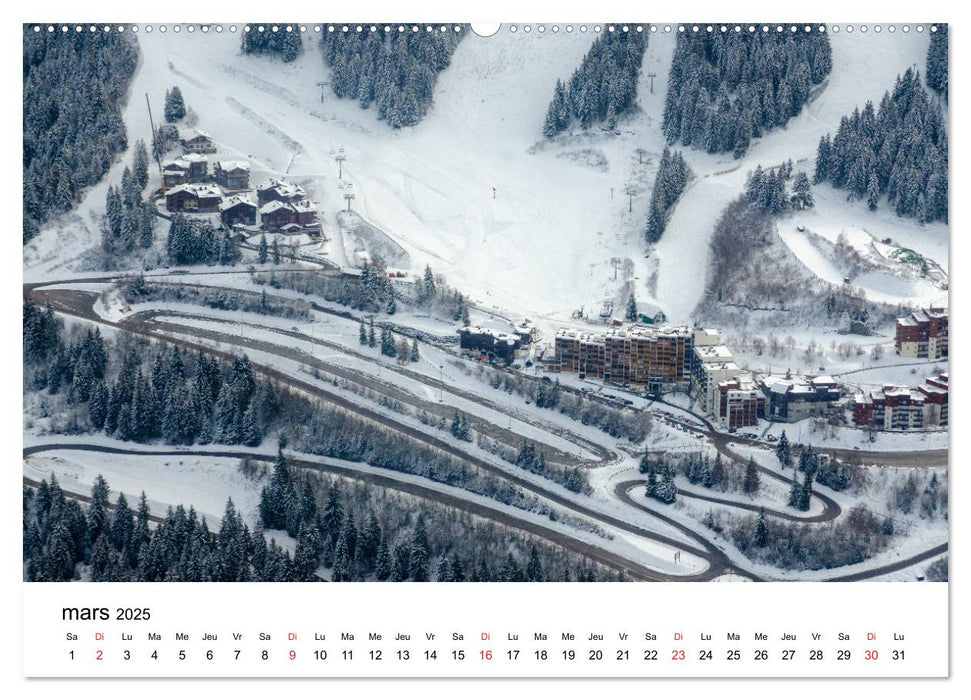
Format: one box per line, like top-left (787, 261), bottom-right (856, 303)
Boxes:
top-left (182, 130), bottom-right (217, 154)
top-left (259, 200), bottom-right (295, 229)
top-left (220, 195), bottom-right (257, 227)
top-left (184, 153), bottom-right (209, 182)
top-left (214, 160), bottom-right (250, 190)
top-left (166, 183), bottom-right (223, 214)
top-left (162, 158), bottom-right (189, 188)
top-left (256, 179), bottom-right (307, 206)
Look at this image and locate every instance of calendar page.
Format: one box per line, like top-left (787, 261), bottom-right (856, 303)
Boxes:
top-left (20, 3), bottom-right (952, 687)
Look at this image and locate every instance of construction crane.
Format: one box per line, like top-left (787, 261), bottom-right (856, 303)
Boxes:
top-left (145, 93), bottom-right (165, 194)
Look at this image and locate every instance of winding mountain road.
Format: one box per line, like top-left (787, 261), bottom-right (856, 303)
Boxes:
top-left (23, 278), bottom-right (947, 582)
top-left (24, 442), bottom-right (705, 582)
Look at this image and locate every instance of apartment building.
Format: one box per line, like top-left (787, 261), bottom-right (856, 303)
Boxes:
top-left (692, 344), bottom-right (738, 414)
top-left (716, 373), bottom-right (765, 429)
top-left (553, 325), bottom-right (701, 392)
top-left (896, 308), bottom-right (948, 359)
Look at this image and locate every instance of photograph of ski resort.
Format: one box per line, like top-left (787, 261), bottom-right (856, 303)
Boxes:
top-left (23, 22), bottom-right (947, 583)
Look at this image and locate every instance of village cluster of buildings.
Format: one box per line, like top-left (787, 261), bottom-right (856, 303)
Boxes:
top-left (686, 331), bottom-right (843, 430)
top-left (160, 131), bottom-right (320, 235)
top-left (838, 307), bottom-right (950, 430)
top-left (539, 306), bottom-right (948, 433)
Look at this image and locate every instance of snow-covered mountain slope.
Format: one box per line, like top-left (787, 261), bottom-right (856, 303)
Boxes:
top-left (25, 27), bottom-right (945, 330)
top-left (24, 28), bottom-right (673, 320)
top-left (654, 29), bottom-right (944, 323)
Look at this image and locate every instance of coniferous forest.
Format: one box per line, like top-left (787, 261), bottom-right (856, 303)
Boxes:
top-left (24, 299), bottom-right (586, 518)
top-left (24, 299), bottom-right (624, 582)
top-left (100, 140), bottom-right (158, 262)
top-left (322, 26), bottom-right (463, 128)
top-left (166, 215), bottom-right (241, 267)
top-left (24, 460), bottom-right (618, 582)
top-left (241, 24), bottom-right (303, 62)
top-left (813, 68), bottom-right (948, 224)
top-left (744, 160), bottom-right (814, 215)
top-left (22, 27), bottom-right (137, 243)
top-left (925, 24), bottom-right (948, 102)
top-left (644, 147), bottom-right (689, 243)
top-left (662, 29), bottom-right (831, 156)
top-left (24, 476), bottom-right (296, 582)
top-left (543, 29), bottom-right (647, 137)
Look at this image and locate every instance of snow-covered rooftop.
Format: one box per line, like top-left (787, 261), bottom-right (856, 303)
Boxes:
top-left (166, 183), bottom-right (223, 198)
top-left (291, 200), bottom-right (316, 213)
top-left (694, 344), bottom-right (734, 362)
top-left (215, 160), bottom-right (250, 172)
top-left (219, 194), bottom-right (256, 211)
top-left (259, 200), bottom-right (291, 214)
top-left (257, 179), bottom-right (306, 198)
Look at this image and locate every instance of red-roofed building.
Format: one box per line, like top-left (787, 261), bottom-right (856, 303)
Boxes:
top-left (852, 373), bottom-right (948, 430)
top-left (896, 308), bottom-right (948, 359)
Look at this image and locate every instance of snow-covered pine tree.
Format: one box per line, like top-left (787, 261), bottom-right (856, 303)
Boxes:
top-left (164, 86), bottom-right (187, 123)
top-left (133, 140), bottom-right (149, 191)
top-left (104, 186), bottom-right (123, 250)
top-left (787, 477), bottom-right (802, 509)
top-left (378, 327), bottom-right (391, 356)
top-left (645, 460), bottom-right (658, 499)
top-left (776, 431), bottom-right (791, 467)
top-left (743, 457), bottom-right (760, 494)
top-left (798, 469), bottom-right (814, 511)
top-left (790, 171), bottom-right (814, 209)
top-left (710, 452), bottom-right (725, 489)
top-left (408, 515), bottom-right (429, 581)
top-left (421, 264), bottom-right (437, 304)
top-left (754, 507), bottom-right (768, 547)
top-left (625, 293), bottom-right (638, 322)
top-left (654, 465), bottom-right (678, 504)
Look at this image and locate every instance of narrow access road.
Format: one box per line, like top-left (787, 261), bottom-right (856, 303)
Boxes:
top-left (24, 443), bottom-right (710, 582)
